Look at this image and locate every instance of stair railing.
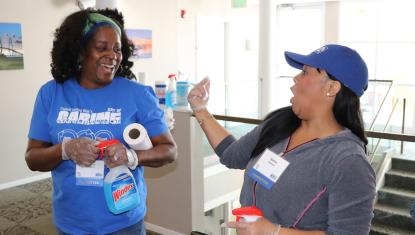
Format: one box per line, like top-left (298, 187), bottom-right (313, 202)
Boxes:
top-left (367, 80), bottom-right (393, 131)
top-left (369, 97), bottom-right (401, 164)
top-left (400, 98), bottom-right (406, 155)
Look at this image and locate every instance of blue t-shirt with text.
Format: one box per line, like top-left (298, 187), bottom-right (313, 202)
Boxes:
top-left (28, 77), bottom-right (167, 234)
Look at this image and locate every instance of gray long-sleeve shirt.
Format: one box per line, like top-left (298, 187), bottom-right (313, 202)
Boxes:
top-left (215, 124), bottom-right (376, 235)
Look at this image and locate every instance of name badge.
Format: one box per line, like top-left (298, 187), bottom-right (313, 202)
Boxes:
top-left (247, 149), bottom-right (289, 189)
top-left (76, 160), bottom-right (105, 187)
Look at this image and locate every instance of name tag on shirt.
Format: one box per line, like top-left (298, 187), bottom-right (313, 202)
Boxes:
top-left (76, 160), bottom-right (104, 187)
top-left (247, 149), bottom-right (289, 189)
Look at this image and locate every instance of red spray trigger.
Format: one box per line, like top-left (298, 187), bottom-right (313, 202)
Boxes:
top-left (97, 139), bottom-right (120, 160)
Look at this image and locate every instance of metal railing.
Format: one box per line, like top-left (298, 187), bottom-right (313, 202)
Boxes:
top-left (369, 97), bottom-right (401, 163)
top-left (210, 113), bottom-right (415, 145)
top-left (204, 78), bottom-right (412, 165)
top-left (366, 80), bottom-right (393, 131)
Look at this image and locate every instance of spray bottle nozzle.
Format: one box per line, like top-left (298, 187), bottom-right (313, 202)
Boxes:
top-left (96, 139), bottom-right (120, 160)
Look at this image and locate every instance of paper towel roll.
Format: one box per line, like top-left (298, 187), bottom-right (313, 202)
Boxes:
top-left (123, 123), bottom-right (153, 150)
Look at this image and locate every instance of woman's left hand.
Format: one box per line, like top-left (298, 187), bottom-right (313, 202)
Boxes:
top-left (222, 218), bottom-right (279, 235)
top-left (103, 142), bottom-right (129, 168)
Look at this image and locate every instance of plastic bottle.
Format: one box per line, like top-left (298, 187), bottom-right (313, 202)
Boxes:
top-left (98, 140), bottom-right (140, 215)
top-left (104, 165), bottom-right (140, 214)
top-left (165, 74), bottom-right (177, 108)
top-left (176, 81), bottom-right (191, 107)
top-left (155, 81), bottom-right (167, 107)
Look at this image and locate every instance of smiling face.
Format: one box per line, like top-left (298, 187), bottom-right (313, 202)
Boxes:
top-left (290, 65), bottom-right (334, 120)
top-left (79, 26), bottom-right (122, 89)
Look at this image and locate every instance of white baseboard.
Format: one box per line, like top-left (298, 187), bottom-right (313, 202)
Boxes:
top-left (0, 172), bottom-right (51, 191)
top-left (144, 222), bottom-right (185, 235)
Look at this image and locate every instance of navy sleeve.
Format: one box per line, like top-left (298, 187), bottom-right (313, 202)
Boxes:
top-left (215, 124), bottom-right (263, 169)
top-left (326, 155), bottom-right (376, 235)
top-left (215, 135), bottom-right (237, 156)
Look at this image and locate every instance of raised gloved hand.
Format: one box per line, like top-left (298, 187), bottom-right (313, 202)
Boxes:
top-left (187, 77), bottom-right (210, 112)
top-left (221, 218), bottom-right (281, 235)
top-left (61, 138), bottom-right (100, 166)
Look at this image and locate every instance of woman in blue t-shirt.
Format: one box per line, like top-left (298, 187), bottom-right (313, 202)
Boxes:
top-left (25, 9), bottom-right (177, 235)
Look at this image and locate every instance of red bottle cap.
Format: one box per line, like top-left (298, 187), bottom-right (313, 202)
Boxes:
top-left (232, 206), bottom-right (263, 222)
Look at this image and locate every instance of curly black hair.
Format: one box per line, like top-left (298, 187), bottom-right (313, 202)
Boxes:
top-left (50, 8), bottom-right (135, 83)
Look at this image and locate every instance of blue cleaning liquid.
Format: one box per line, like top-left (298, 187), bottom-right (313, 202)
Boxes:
top-left (165, 76), bottom-right (177, 108)
top-left (104, 165), bottom-right (140, 214)
top-left (165, 89), bottom-right (176, 108)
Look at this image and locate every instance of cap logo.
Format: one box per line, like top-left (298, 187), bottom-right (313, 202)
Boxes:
top-left (314, 46), bottom-right (328, 54)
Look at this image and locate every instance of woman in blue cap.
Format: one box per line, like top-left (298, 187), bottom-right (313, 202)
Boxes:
top-left (25, 9), bottom-right (177, 234)
top-left (188, 44), bottom-right (375, 235)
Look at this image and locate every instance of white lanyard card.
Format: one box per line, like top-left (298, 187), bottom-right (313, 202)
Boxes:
top-left (75, 160), bottom-right (105, 187)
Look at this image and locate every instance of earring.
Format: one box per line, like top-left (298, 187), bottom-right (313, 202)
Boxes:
top-left (326, 92), bottom-right (330, 97)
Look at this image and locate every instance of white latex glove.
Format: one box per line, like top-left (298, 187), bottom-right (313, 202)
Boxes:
top-left (61, 138), bottom-right (99, 166)
top-left (103, 142), bottom-right (130, 168)
top-left (187, 77), bottom-right (210, 112)
top-left (221, 218), bottom-right (280, 235)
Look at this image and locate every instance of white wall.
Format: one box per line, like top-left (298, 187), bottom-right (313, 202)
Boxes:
top-left (0, 0), bottom-right (78, 185)
top-left (122, 0), bottom-right (178, 86)
top-left (177, 0), bottom-right (229, 82)
top-left (0, 0), bottom-right (178, 186)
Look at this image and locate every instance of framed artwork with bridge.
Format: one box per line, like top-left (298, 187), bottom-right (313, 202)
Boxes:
top-left (0, 22), bottom-right (23, 70)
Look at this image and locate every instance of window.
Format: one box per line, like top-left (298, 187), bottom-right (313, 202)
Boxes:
top-left (273, 3), bottom-right (325, 110)
top-left (195, 2), bottom-right (325, 118)
top-left (196, 16), bottom-right (226, 115)
top-left (196, 8), bottom-right (259, 119)
top-left (339, 0), bottom-right (415, 134)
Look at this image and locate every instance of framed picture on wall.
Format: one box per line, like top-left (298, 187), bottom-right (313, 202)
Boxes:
top-left (0, 22), bottom-right (23, 70)
top-left (126, 29), bottom-right (152, 59)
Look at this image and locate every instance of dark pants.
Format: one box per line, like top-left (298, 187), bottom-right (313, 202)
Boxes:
top-left (57, 220), bottom-right (146, 235)
top-left (411, 202), bottom-right (415, 225)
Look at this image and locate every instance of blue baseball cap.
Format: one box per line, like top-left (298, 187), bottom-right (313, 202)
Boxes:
top-left (284, 44), bottom-right (368, 97)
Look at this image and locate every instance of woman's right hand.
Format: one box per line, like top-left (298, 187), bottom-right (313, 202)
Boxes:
top-left (187, 77), bottom-right (210, 112)
top-left (222, 218), bottom-right (280, 235)
top-left (61, 138), bottom-right (99, 166)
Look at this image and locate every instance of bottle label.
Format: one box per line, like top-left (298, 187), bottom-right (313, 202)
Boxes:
top-left (111, 173), bottom-right (138, 209)
top-left (176, 83), bottom-right (189, 106)
top-left (171, 91), bottom-right (177, 105)
top-left (155, 85), bottom-right (166, 106)
top-left (158, 97), bottom-right (166, 105)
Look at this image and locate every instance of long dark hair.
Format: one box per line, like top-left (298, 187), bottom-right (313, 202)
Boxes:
top-left (251, 77), bottom-right (368, 158)
top-left (51, 8), bottom-right (135, 82)
top-left (333, 82), bottom-right (368, 149)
